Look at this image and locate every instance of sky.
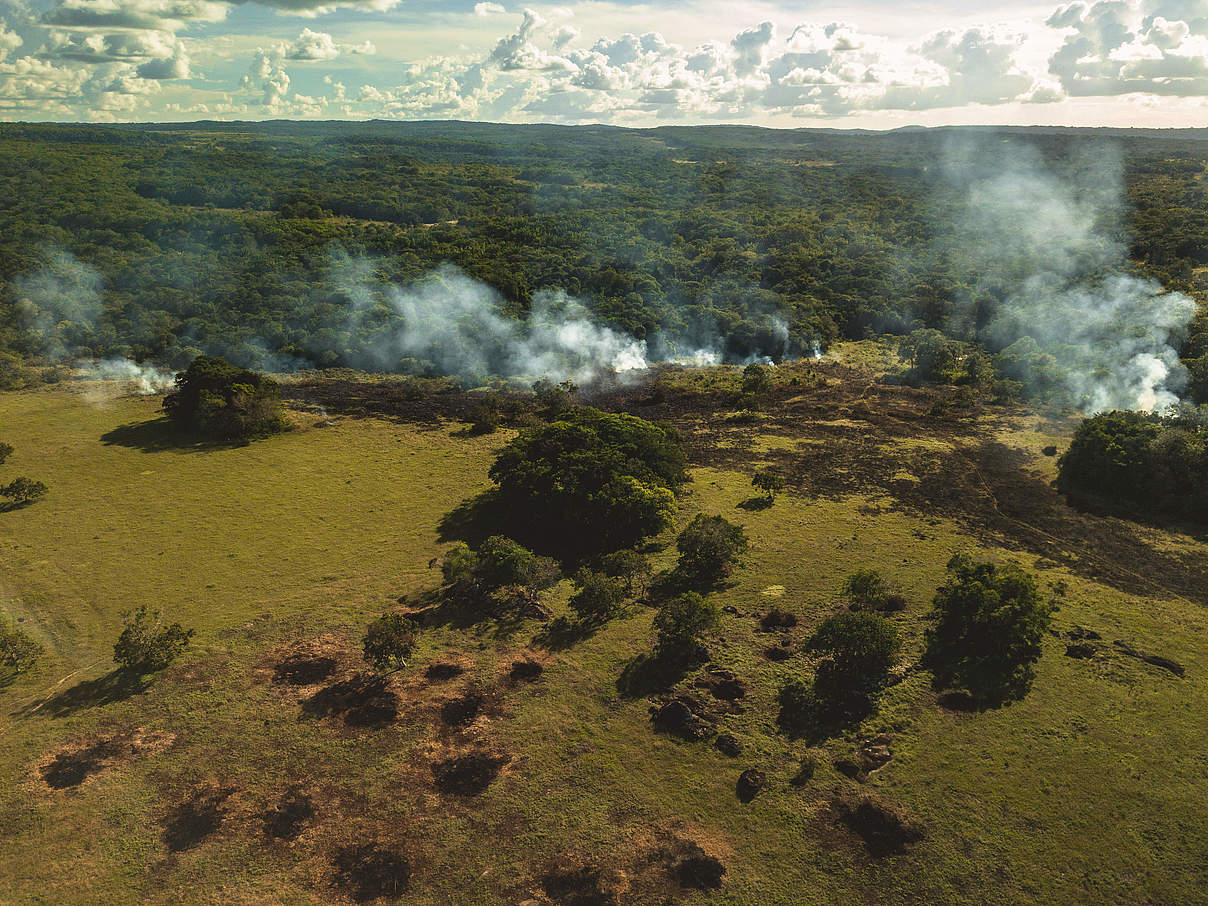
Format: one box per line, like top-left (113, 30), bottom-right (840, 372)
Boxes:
top-left (0, 0), bottom-right (1206, 126)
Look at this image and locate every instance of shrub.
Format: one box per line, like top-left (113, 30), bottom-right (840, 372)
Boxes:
top-left (2, 476), bottom-right (48, 506)
top-left (0, 441), bottom-right (12, 465)
top-left (808, 612), bottom-right (900, 688)
top-left (363, 614), bottom-right (419, 672)
top-left (653, 592), bottom-right (720, 655)
top-left (486, 407), bottom-right (686, 558)
top-left (842, 568), bottom-right (901, 611)
top-left (922, 553), bottom-right (1052, 705)
top-left (741, 363), bottom-right (771, 404)
top-left (440, 543), bottom-right (479, 587)
top-left (0, 619), bottom-right (42, 675)
top-left (473, 535), bottom-right (560, 592)
top-left (675, 514), bottom-right (748, 586)
top-left (532, 378), bottom-right (576, 417)
top-left (163, 355), bottom-right (287, 440)
top-left (113, 605), bottom-right (194, 672)
top-left (568, 570), bottom-right (626, 623)
top-left (466, 399), bottom-right (501, 435)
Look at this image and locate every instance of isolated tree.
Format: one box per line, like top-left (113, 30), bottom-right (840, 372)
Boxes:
top-left (2, 477), bottom-right (47, 506)
top-left (653, 592), bottom-right (720, 656)
top-left (751, 467), bottom-right (784, 502)
top-left (0, 620), bottom-right (42, 675)
top-left (675, 514), bottom-right (748, 586)
top-left (922, 554), bottom-right (1052, 706)
top-left (568, 569), bottom-right (626, 624)
top-left (0, 441), bottom-right (12, 465)
top-left (163, 355), bottom-right (287, 440)
top-left (363, 614), bottom-right (419, 672)
top-left (113, 605), bottom-right (194, 673)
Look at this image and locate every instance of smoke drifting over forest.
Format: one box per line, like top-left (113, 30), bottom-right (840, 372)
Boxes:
top-left (5, 137), bottom-right (1200, 413)
top-left (940, 139), bottom-right (1196, 412)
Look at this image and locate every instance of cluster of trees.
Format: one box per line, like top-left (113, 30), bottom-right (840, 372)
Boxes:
top-left (163, 356), bottom-right (288, 440)
top-left (0, 441), bottom-right (47, 510)
top-left (0, 123), bottom-right (1202, 398)
top-left (780, 555), bottom-right (1051, 737)
top-left (1056, 409), bottom-right (1208, 525)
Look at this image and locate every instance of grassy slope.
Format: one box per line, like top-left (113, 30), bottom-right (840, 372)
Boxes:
top-left (1, 381), bottom-right (1206, 905)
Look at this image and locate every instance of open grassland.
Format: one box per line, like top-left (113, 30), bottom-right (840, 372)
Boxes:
top-left (2, 367), bottom-right (1207, 905)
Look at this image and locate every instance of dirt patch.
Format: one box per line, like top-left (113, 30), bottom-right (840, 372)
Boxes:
top-left (431, 752), bottom-right (507, 796)
top-left (331, 842), bottom-right (412, 903)
top-left (274, 654), bottom-right (338, 686)
top-left (694, 668), bottom-right (747, 702)
top-left (40, 737), bottom-right (125, 790)
top-left (302, 673), bottom-right (399, 728)
top-left (833, 792), bottom-right (924, 857)
top-left (759, 609), bottom-right (798, 631)
top-left (440, 690), bottom-right (484, 728)
top-left (162, 786), bottom-right (235, 853)
top-left (540, 861), bottom-right (621, 906)
top-left (674, 852), bottom-right (725, 890)
top-left (37, 728), bottom-right (176, 791)
top-left (264, 788), bottom-right (317, 841)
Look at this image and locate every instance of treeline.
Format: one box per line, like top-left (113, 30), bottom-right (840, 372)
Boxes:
top-left (0, 122), bottom-right (1204, 393)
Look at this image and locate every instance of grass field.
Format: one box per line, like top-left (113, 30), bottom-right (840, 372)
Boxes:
top-left (2, 368), bottom-right (1207, 905)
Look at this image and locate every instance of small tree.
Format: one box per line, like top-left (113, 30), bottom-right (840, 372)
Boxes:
top-left (675, 514), bottom-right (748, 586)
top-left (742, 363), bottom-right (772, 401)
top-left (2, 477), bottom-right (48, 506)
top-left (568, 569), bottom-right (626, 624)
top-left (751, 468), bottom-right (784, 502)
top-left (0, 619), bottom-right (42, 676)
top-left (923, 554), bottom-right (1052, 706)
top-left (788, 612), bottom-right (901, 729)
top-left (653, 592), bottom-right (720, 656)
top-left (113, 605), bottom-right (194, 673)
top-left (363, 614), bottom-right (419, 672)
top-left (599, 549), bottom-right (651, 595)
top-left (0, 441), bottom-right (12, 465)
top-left (532, 378), bottom-right (576, 418)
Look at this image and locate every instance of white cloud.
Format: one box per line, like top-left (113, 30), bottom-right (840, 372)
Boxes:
top-left (285, 27), bottom-right (338, 61)
top-left (475, 2), bottom-right (505, 15)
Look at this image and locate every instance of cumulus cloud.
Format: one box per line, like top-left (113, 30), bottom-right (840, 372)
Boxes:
top-left (1047, 0), bottom-right (1208, 96)
top-left (475, 1), bottom-right (504, 15)
top-left (285, 27), bottom-right (337, 61)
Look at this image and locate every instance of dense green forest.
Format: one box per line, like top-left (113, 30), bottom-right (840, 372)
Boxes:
top-left (0, 121), bottom-right (1206, 402)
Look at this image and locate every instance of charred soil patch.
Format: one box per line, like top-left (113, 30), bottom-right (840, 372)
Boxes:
top-left (162, 786), bottom-right (236, 853)
top-left (331, 842), bottom-right (412, 903)
top-left (430, 752), bottom-right (507, 797)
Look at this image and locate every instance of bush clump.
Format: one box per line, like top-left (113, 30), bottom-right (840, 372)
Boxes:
top-left (0, 618), bottom-right (42, 677)
top-left (363, 613), bottom-right (420, 672)
top-left (2, 476), bottom-right (47, 507)
top-left (842, 568), bottom-right (905, 611)
top-left (674, 514), bottom-right (748, 587)
top-left (654, 592), bottom-right (720, 657)
top-left (922, 553), bottom-right (1052, 706)
top-left (163, 355), bottom-right (287, 440)
top-left (567, 569), bottom-right (626, 624)
top-left (112, 605), bottom-right (194, 672)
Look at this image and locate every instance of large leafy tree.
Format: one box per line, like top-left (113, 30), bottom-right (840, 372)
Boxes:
top-left (922, 554), bottom-right (1052, 706)
top-left (163, 356), bottom-right (287, 441)
top-left (485, 407), bottom-right (686, 559)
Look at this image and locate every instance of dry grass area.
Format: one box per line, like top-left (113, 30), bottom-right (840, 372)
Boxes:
top-left (2, 357), bottom-right (1207, 904)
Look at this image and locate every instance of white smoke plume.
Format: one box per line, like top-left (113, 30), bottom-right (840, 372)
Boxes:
top-left (12, 247), bottom-right (174, 396)
top-left (943, 139), bottom-right (1196, 413)
top-left (327, 256), bottom-right (741, 383)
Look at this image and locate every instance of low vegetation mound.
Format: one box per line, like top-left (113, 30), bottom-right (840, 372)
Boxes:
top-left (834, 793), bottom-right (924, 858)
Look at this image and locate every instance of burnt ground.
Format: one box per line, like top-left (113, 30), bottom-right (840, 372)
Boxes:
top-left (283, 364), bottom-right (1208, 605)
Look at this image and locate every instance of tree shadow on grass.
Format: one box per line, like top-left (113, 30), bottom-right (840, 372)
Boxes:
top-left (736, 496), bottom-right (773, 511)
top-left (100, 418), bottom-right (243, 454)
top-left (16, 668), bottom-right (149, 719)
top-left (162, 787), bottom-right (235, 853)
top-left (616, 647), bottom-right (704, 699)
top-left (533, 616), bottom-right (600, 651)
top-left (404, 589), bottom-right (534, 642)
